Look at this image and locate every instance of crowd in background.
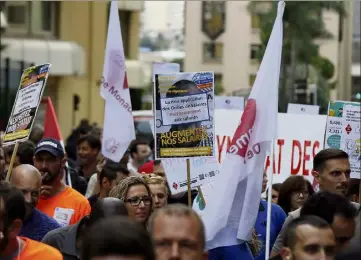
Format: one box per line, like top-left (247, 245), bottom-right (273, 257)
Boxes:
top-left (0, 119), bottom-right (360, 260)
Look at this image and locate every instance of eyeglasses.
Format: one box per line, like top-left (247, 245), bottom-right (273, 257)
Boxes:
top-left (292, 190), bottom-right (309, 197)
top-left (125, 196), bottom-right (152, 206)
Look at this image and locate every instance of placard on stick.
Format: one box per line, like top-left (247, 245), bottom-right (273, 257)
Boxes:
top-left (153, 72), bottom-right (215, 206)
top-left (3, 63), bottom-right (51, 180)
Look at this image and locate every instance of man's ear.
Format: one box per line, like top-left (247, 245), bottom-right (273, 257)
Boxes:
top-left (311, 169), bottom-right (320, 183)
top-left (61, 156), bottom-right (67, 168)
top-left (281, 247), bottom-right (293, 260)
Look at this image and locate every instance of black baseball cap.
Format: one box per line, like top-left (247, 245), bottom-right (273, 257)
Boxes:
top-left (35, 137), bottom-right (65, 157)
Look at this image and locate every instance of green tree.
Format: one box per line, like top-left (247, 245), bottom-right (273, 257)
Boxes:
top-left (248, 1), bottom-right (345, 112)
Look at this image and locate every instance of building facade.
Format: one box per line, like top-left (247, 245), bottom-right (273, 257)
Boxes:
top-left (184, 1), bottom-right (345, 98)
top-left (1, 1), bottom-right (145, 138)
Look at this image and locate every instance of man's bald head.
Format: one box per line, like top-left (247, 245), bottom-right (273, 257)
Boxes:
top-left (10, 164), bottom-right (42, 219)
top-left (87, 198), bottom-right (128, 227)
top-left (11, 164), bottom-right (41, 188)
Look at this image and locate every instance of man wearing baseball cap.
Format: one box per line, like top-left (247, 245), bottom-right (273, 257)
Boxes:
top-left (33, 138), bottom-right (91, 226)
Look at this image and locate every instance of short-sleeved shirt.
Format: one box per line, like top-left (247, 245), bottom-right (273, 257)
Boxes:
top-left (19, 208), bottom-right (61, 241)
top-left (254, 200), bottom-right (286, 260)
top-left (17, 236), bottom-right (62, 260)
top-left (37, 186), bottom-right (91, 227)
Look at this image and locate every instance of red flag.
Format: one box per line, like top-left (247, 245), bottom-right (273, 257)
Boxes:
top-left (43, 97), bottom-right (63, 141)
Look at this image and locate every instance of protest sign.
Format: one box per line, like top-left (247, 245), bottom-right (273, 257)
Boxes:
top-left (215, 96), bottom-right (244, 110)
top-left (340, 104), bottom-right (361, 179)
top-left (2, 64), bottom-right (51, 146)
top-left (163, 110), bottom-right (327, 194)
top-left (287, 103), bottom-right (320, 115)
top-left (152, 62), bottom-right (180, 83)
top-left (324, 100), bottom-right (360, 150)
top-left (163, 156), bottom-right (220, 194)
top-left (154, 72), bottom-right (215, 159)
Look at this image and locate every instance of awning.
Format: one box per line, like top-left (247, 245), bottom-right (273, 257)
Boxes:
top-left (351, 64), bottom-right (360, 77)
top-left (1, 38), bottom-right (85, 76)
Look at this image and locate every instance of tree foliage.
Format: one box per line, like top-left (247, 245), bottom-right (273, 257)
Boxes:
top-left (248, 1), bottom-right (345, 112)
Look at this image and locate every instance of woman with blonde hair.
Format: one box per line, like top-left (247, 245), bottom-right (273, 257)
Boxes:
top-left (142, 174), bottom-right (168, 210)
top-left (109, 176), bottom-right (153, 228)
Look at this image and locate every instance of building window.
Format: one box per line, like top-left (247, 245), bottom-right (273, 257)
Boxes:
top-left (119, 10), bottom-right (131, 59)
top-left (31, 1), bottom-right (57, 36)
top-left (203, 42), bottom-right (223, 63)
top-left (249, 74), bottom-right (256, 87)
top-left (250, 44), bottom-right (261, 60)
top-left (5, 1), bottom-right (29, 33)
top-left (352, 41), bottom-right (360, 63)
top-left (202, 1), bottom-right (226, 40)
top-left (4, 1), bottom-right (57, 38)
top-left (251, 14), bottom-right (260, 29)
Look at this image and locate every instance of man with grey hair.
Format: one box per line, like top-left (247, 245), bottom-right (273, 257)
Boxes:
top-left (29, 124), bottom-right (44, 144)
top-left (148, 204), bottom-right (208, 260)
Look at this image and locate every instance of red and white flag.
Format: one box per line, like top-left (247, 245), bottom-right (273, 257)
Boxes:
top-left (42, 96), bottom-right (72, 186)
top-left (43, 97), bottom-right (63, 141)
top-left (100, 1), bottom-right (135, 162)
top-left (197, 1), bottom-right (285, 250)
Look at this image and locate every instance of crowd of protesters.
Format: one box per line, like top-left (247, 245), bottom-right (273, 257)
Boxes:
top-left (0, 120), bottom-right (360, 260)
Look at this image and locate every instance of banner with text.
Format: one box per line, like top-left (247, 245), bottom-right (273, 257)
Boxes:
top-left (154, 72), bottom-right (215, 159)
top-left (325, 100), bottom-right (360, 178)
top-left (3, 64), bottom-right (51, 146)
top-left (165, 110), bottom-right (328, 194)
top-left (340, 104), bottom-right (361, 178)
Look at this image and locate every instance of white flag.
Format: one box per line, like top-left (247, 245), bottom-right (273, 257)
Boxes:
top-left (196, 1), bottom-right (285, 250)
top-left (101, 1), bottom-right (135, 162)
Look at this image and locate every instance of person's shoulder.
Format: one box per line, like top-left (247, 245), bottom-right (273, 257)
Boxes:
top-left (351, 202), bottom-right (360, 210)
top-left (288, 207), bottom-right (301, 218)
top-left (42, 224), bottom-right (70, 240)
top-left (35, 209), bottom-right (61, 228)
top-left (21, 237), bottom-right (63, 259)
top-left (66, 186), bottom-right (89, 202)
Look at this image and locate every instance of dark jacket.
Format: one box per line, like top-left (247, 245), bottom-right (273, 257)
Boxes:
top-left (65, 167), bottom-right (87, 196)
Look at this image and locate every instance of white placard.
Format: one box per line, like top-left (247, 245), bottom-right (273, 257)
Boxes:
top-left (340, 105), bottom-right (361, 179)
top-left (287, 103), bottom-right (320, 115)
top-left (215, 96), bottom-right (244, 110)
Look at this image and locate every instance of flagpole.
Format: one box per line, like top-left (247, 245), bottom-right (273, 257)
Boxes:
top-left (265, 140), bottom-right (275, 260)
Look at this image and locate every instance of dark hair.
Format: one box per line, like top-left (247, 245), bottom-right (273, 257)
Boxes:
top-left (272, 183), bottom-right (282, 192)
top-left (0, 181), bottom-right (26, 228)
top-left (283, 215), bottom-right (331, 248)
top-left (301, 191), bottom-right (357, 224)
top-left (346, 178), bottom-right (360, 200)
top-left (265, 183), bottom-right (282, 202)
top-left (17, 141), bottom-right (35, 165)
top-left (313, 149), bottom-right (349, 172)
top-left (77, 135), bottom-right (101, 151)
top-left (87, 198), bottom-right (128, 227)
top-left (129, 140), bottom-right (148, 159)
top-left (99, 164), bottom-right (129, 186)
top-left (82, 216), bottom-right (155, 260)
top-left (154, 160), bottom-right (162, 166)
top-left (278, 176), bottom-right (315, 214)
top-left (104, 161), bottom-right (130, 175)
